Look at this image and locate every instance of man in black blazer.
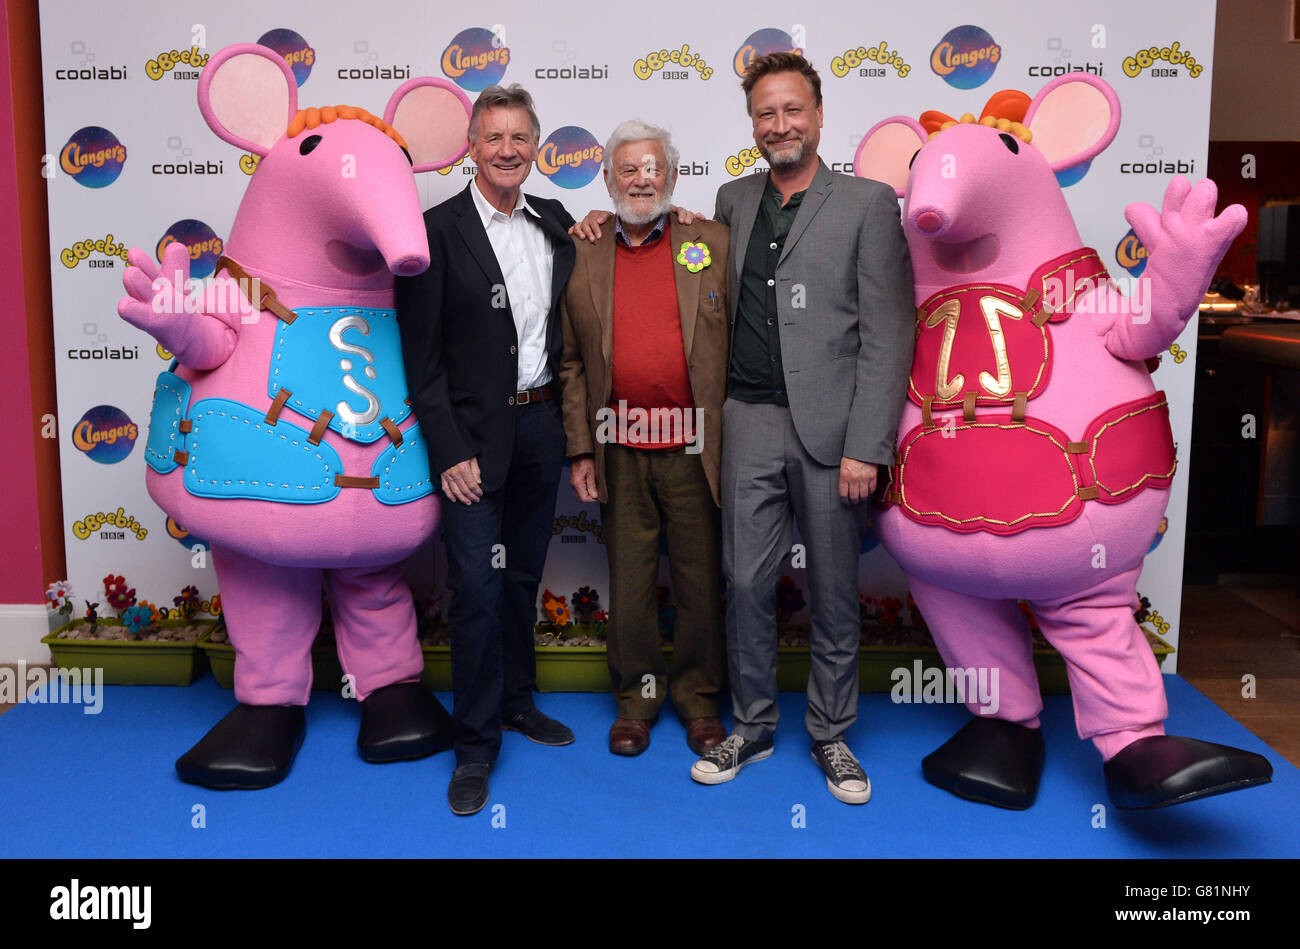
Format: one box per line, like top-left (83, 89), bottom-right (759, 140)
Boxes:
top-left (396, 84), bottom-right (577, 816)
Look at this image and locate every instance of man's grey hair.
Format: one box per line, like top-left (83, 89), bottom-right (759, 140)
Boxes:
top-left (468, 84), bottom-right (541, 142)
top-left (601, 119), bottom-right (680, 176)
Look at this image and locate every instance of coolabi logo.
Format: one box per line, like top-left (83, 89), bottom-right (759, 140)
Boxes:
top-left (68, 344), bottom-right (139, 360)
top-left (891, 661), bottom-right (1000, 715)
top-left (442, 27), bottom-right (509, 92)
top-left (60, 127), bottom-right (127, 188)
top-left (1, 663), bottom-right (103, 716)
top-left (167, 515), bottom-right (210, 552)
top-left (537, 126), bottom-right (602, 189)
top-left (59, 233), bottom-right (128, 270)
top-left (829, 41), bottom-right (911, 78)
top-left (152, 135), bottom-right (223, 176)
top-left (54, 65), bottom-right (127, 80)
top-left (733, 28), bottom-right (801, 78)
top-left (337, 40), bottom-right (409, 81)
top-left (72, 507), bottom-right (149, 541)
top-left (156, 220), bottom-right (223, 279)
top-left (49, 879), bottom-right (150, 928)
top-left (1120, 158), bottom-right (1195, 175)
top-left (72, 405), bottom-right (138, 464)
top-left (678, 160), bottom-right (709, 175)
top-left (536, 63), bottom-right (608, 80)
top-left (724, 145), bottom-right (765, 177)
top-left (632, 43), bottom-right (712, 80)
top-left (259, 28), bottom-right (315, 85)
top-left (1122, 41), bottom-right (1203, 78)
top-left (1116, 227), bottom-right (1149, 277)
top-left (931, 25), bottom-right (1001, 89)
top-left (1028, 62), bottom-right (1103, 77)
top-left (144, 45), bottom-right (209, 81)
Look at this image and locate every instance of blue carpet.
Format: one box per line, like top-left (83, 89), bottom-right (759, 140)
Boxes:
top-left (1, 674), bottom-right (1295, 858)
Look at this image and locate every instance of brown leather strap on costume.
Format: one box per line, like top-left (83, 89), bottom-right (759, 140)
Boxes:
top-left (178, 420), bottom-right (193, 434)
top-left (308, 410), bottom-right (333, 446)
top-left (1011, 392), bottom-right (1028, 423)
top-left (265, 388), bottom-right (292, 425)
top-left (334, 474), bottom-right (381, 489)
top-left (379, 417), bottom-right (403, 446)
top-left (921, 396), bottom-right (935, 430)
top-left (889, 490), bottom-right (902, 504)
top-left (1031, 304), bottom-right (1052, 328)
top-left (962, 392), bottom-right (977, 422)
top-left (173, 450), bottom-right (189, 465)
top-left (1077, 485), bottom-right (1100, 501)
top-left (217, 255), bottom-right (297, 325)
top-left (1022, 287), bottom-right (1040, 313)
top-left (1067, 441), bottom-right (1089, 454)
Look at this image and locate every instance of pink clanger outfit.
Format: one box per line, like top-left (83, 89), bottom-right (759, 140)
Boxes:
top-left (857, 74), bottom-right (1271, 809)
top-left (118, 44), bottom-right (472, 788)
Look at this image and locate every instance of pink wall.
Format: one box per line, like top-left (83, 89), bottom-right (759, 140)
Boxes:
top-left (0, 1), bottom-right (53, 605)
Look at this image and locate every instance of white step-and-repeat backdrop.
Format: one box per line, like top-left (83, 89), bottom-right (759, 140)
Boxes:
top-left (40, 0), bottom-right (1216, 666)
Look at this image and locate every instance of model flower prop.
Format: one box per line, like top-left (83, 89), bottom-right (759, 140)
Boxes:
top-left (676, 241), bottom-right (711, 273)
top-left (121, 605), bottom-right (154, 636)
top-left (102, 575), bottom-right (137, 615)
top-left (571, 586), bottom-right (600, 624)
top-left (173, 585), bottom-right (201, 621)
top-left (542, 589), bottom-right (571, 627)
top-left (774, 575), bottom-right (806, 625)
top-left (45, 581), bottom-right (74, 617)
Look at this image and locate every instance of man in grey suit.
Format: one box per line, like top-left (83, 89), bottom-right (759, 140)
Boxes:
top-left (689, 52), bottom-right (915, 803)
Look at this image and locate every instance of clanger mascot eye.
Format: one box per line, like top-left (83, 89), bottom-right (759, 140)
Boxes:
top-left (856, 73), bottom-right (1273, 809)
top-left (117, 43), bottom-right (472, 789)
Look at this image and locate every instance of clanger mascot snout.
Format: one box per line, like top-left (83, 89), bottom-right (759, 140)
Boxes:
top-left (856, 73), bottom-right (1272, 809)
top-left (118, 43), bottom-right (472, 789)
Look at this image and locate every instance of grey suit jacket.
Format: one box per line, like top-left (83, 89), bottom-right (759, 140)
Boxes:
top-left (714, 160), bottom-right (915, 467)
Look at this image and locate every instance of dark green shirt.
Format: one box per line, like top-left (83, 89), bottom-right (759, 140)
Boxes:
top-left (728, 177), bottom-right (805, 404)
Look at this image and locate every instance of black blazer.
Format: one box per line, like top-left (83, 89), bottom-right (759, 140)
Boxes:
top-left (396, 183), bottom-right (576, 493)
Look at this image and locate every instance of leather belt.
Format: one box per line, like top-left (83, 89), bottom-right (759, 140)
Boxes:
top-left (512, 385), bottom-right (555, 406)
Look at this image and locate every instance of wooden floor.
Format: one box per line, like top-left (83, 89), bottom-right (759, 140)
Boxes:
top-left (5, 580), bottom-right (1298, 767)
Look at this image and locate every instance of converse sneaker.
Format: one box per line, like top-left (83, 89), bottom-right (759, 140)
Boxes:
top-left (690, 733), bottom-right (774, 785)
top-left (812, 739), bottom-right (872, 804)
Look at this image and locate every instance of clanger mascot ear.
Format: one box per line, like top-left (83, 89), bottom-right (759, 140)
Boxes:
top-left (117, 43), bottom-right (472, 789)
top-left (856, 74), bottom-right (1272, 809)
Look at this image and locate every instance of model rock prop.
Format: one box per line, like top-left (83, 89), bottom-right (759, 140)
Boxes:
top-left (856, 74), bottom-right (1270, 809)
top-left (118, 43), bottom-right (472, 789)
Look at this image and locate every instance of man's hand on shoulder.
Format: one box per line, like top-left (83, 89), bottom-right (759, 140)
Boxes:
top-left (442, 457), bottom-right (483, 504)
top-left (839, 457), bottom-right (878, 505)
top-left (569, 210), bottom-right (611, 243)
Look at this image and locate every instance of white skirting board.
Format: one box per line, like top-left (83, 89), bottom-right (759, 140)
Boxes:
top-left (0, 605), bottom-right (53, 664)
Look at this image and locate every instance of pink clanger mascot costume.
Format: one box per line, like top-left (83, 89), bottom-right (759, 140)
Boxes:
top-left (118, 44), bottom-right (472, 789)
top-left (857, 74), bottom-right (1272, 809)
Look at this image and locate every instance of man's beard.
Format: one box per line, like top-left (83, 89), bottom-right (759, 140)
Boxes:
top-left (612, 189), bottom-right (674, 227)
top-left (761, 136), bottom-right (805, 170)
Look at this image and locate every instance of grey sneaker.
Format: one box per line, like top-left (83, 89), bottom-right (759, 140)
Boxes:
top-left (812, 739), bottom-right (871, 804)
top-left (690, 734), bottom-right (774, 785)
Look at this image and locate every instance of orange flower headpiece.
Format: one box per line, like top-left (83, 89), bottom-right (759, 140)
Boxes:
top-left (920, 89), bottom-right (1033, 144)
top-left (286, 105), bottom-right (409, 152)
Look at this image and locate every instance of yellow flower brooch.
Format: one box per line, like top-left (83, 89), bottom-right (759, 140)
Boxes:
top-left (676, 241), bottom-right (711, 273)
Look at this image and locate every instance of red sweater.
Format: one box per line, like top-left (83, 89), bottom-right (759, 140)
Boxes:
top-left (610, 236), bottom-right (695, 449)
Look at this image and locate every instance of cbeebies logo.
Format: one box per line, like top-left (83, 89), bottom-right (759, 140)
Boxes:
top-left (72, 507), bottom-right (148, 541)
top-left (1122, 41), bottom-right (1203, 78)
top-left (60, 233), bottom-right (128, 270)
top-left (144, 45), bottom-right (210, 81)
top-left (632, 43), bottom-right (713, 80)
top-left (724, 145), bottom-right (766, 177)
top-left (829, 41), bottom-right (910, 78)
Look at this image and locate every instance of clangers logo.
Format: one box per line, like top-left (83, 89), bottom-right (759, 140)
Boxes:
top-left (72, 405), bottom-right (138, 465)
top-left (442, 27), bottom-right (510, 92)
top-left (156, 219), bottom-right (223, 280)
top-left (536, 126), bottom-right (602, 189)
top-left (1116, 227), bottom-right (1149, 277)
top-left (733, 28), bottom-right (802, 78)
top-left (60, 127), bottom-right (127, 188)
top-left (258, 28), bottom-right (315, 85)
top-left (931, 25), bottom-right (1001, 89)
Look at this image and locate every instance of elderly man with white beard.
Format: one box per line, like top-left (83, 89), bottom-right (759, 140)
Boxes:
top-left (559, 120), bottom-right (732, 757)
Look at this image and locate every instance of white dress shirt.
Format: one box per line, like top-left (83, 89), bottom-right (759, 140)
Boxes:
top-left (470, 180), bottom-right (555, 391)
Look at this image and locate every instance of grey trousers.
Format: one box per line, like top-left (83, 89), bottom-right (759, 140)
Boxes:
top-left (721, 398), bottom-right (862, 743)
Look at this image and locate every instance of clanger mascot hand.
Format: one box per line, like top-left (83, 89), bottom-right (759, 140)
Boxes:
top-left (117, 43), bottom-right (472, 789)
top-left (856, 73), bottom-right (1272, 809)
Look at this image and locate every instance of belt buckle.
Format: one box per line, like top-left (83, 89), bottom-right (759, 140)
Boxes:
top-left (517, 389), bottom-right (531, 405)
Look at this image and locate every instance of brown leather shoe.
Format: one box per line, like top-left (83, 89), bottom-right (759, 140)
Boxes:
top-left (685, 717), bottom-right (726, 755)
top-left (609, 718), bottom-right (651, 756)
